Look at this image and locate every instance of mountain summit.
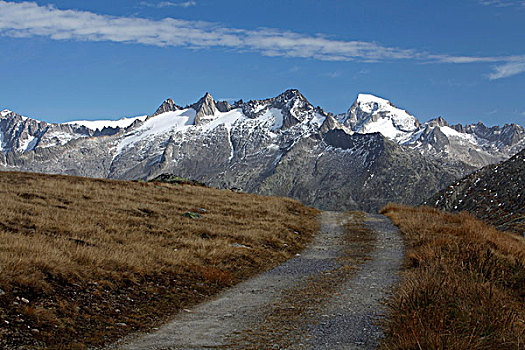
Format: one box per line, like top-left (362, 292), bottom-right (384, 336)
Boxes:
top-left (153, 98), bottom-right (181, 117)
top-left (338, 94), bottom-right (420, 142)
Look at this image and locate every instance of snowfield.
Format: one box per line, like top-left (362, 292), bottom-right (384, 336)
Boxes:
top-left (67, 115), bottom-right (148, 131)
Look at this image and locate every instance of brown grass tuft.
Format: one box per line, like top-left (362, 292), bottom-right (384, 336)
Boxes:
top-left (380, 203), bottom-right (525, 349)
top-left (0, 171), bottom-right (319, 349)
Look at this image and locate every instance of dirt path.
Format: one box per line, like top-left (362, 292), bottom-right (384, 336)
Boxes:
top-left (108, 212), bottom-right (404, 350)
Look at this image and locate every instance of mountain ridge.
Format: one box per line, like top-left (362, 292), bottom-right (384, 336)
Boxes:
top-left (1, 89), bottom-right (523, 211)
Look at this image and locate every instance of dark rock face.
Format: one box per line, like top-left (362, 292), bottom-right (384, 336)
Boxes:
top-left (428, 148), bottom-right (525, 235)
top-left (241, 89), bottom-right (322, 128)
top-left (1, 90), bottom-right (523, 212)
top-left (427, 116), bottom-right (449, 128)
top-left (419, 126), bottom-right (450, 151)
top-left (0, 112), bottom-right (49, 152)
top-left (215, 101), bottom-right (232, 113)
top-left (319, 115), bottom-right (347, 134)
top-left (191, 92), bottom-right (217, 125)
top-left (153, 98), bottom-right (181, 116)
top-left (451, 122), bottom-right (524, 147)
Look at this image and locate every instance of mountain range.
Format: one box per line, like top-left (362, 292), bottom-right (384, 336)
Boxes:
top-left (1, 89), bottom-right (524, 211)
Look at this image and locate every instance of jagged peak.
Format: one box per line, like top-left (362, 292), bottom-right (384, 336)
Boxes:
top-left (1, 109), bottom-right (13, 117)
top-left (153, 98), bottom-right (182, 117)
top-left (278, 88), bottom-right (305, 99)
top-left (189, 92), bottom-right (218, 125)
top-left (320, 114), bottom-right (352, 135)
top-left (190, 92), bottom-right (216, 112)
top-left (426, 116), bottom-right (450, 128)
top-left (0, 109), bottom-right (33, 122)
top-left (192, 92), bottom-right (214, 104)
top-left (341, 93), bottom-right (420, 135)
top-left (273, 89), bottom-right (311, 107)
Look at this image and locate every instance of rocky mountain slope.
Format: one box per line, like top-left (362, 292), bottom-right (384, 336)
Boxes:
top-left (428, 148), bottom-right (525, 235)
top-left (1, 90), bottom-right (523, 211)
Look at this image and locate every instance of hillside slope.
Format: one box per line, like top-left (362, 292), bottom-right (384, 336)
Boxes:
top-left (0, 171), bottom-right (318, 349)
top-left (428, 148), bottom-right (525, 234)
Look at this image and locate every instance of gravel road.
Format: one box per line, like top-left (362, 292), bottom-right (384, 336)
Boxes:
top-left (108, 211), bottom-right (404, 350)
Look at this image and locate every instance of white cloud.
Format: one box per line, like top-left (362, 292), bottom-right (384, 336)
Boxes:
top-left (478, 0), bottom-right (525, 7)
top-left (0, 1), bottom-right (417, 62)
top-left (488, 60), bottom-right (525, 79)
top-left (431, 54), bottom-right (525, 79)
top-left (320, 71), bottom-right (342, 78)
top-left (140, 1), bottom-right (197, 8)
top-left (429, 55), bottom-right (502, 63)
top-left (0, 1), bottom-right (523, 79)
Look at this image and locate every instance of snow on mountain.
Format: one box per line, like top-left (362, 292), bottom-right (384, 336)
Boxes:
top-left (0, 110), bottom-right (146, 154)
top-left (113, 90), bottom-right (325, 161)
top-left (337, 94), bottom-right (420, 143)
top-left (2, 92), bottom-right (523, 170)
top-left (335, 93), bottom-right (525, 168)
top-left (66, 115), bottom-right (148, 131)
top-left (116, 109), bottom-right (197, 154)
top-left (354, 94), bottom-right (419, 132)
top-left (438, 125), bottom-right (480, 144)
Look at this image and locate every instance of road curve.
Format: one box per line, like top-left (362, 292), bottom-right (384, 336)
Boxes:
top-left (107, 212), bottom-right (404, 350)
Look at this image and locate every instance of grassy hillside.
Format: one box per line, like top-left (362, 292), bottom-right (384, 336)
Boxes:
top-left (0, 171), bottom-right (318, 349)
top-left (380, 204), bottom-right (525, 349)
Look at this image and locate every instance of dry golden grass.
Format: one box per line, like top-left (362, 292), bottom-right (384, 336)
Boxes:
top-left (0, 171), bottom-right (318, 349)
top-left (380, 203), bottom-right (525, 350)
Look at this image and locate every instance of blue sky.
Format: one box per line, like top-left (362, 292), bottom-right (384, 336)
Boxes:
top-left (0, 0), bottom-right (524, 125)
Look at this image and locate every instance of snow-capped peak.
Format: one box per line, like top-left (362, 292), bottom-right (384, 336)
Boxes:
top-left (355, 93), bottom-right (392, 110)
top-left (276, 89), bottom-right (306, 102)
top-left (1, 109), bottom-right (13, 117)
top-left (337, 93), bottom-right (420, 143)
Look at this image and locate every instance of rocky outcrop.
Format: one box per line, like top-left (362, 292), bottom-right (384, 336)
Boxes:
top-left (319, 115), bottom-right (350, 134)
top-left (153, 98), bottom-right (181, 116)
top-left (427, 116), bottom-right (449, 128)
top-left (190, 93), bottom-right (217, 125)
top-left (215, 100), bottom-right (232, 113)
top-left (459, 122), bottom-right (524, 146)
